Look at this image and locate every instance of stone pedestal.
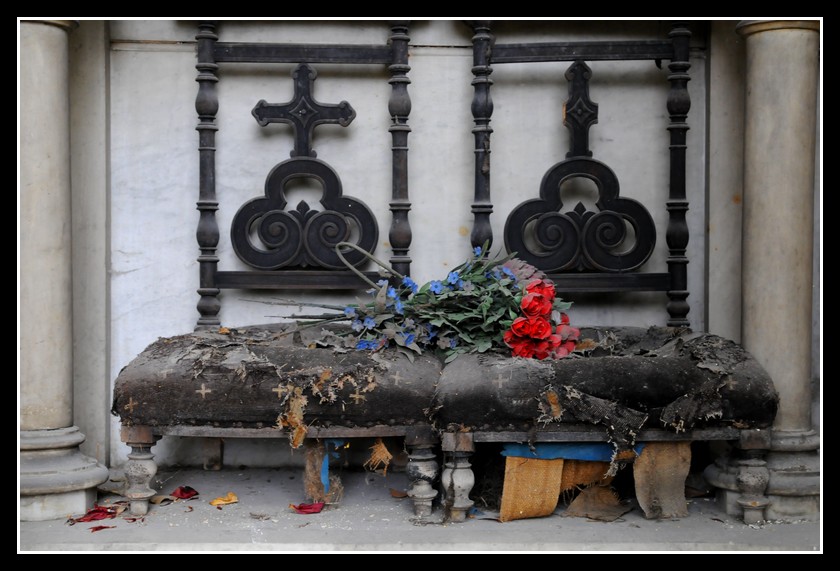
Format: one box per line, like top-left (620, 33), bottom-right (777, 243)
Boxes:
top-left (20, 427), bottom-right (110, 520)
top-left (736, 19), bottom-right (820, 522)
top-left (20, 20), bottom-right (108, 521)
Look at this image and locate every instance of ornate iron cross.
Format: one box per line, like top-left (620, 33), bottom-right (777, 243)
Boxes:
top-left (252, 63), bottom-right (356, 158)
top-left (563, 60), bottom-right (598, 158)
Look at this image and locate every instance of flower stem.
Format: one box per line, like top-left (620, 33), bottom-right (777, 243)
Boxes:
top-left (335, 241), bottom-right (405, 290)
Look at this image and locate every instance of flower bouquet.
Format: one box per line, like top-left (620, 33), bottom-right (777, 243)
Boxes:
top-left (262, 242), bottom-right (579, 363)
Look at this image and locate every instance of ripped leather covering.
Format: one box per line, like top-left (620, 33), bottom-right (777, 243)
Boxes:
top-left (112, 324), bottom-right (441, 436)
top-left (433, 326), bottom-right (778, 457)
top-left (113, 325), bottom-right (777, 451)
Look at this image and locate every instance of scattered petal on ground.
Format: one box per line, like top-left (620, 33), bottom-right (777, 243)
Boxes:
top-left (210, 492), bottom-right (238, 506)
top-left (66, 503), bottom-right (127, 525)
top-left (171, 486), bottom-right (199, 499)
top-left (89, 525), bottom-right (116, 533)
top-left (150, 495), bottom-right (174, 505)
top-left (289, 502), bottom-right (324, 514)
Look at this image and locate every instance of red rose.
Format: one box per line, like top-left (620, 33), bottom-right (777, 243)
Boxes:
top-left (529, 317), bottom-right (553, 339)
top-left (552, 345), bottom-right (571, 358)
top-left (511, 316), bottom-right (552, 339)
top-left (560, 312), bottom-right (570, 325)
top-left (504, 331), bottom-right (536, 358)
top-left (532, 339), bottom-right (553, 360)
top-left (511, 339), bottom-right (536, 358)
top-left (526, 279), bottom-right (556, 301)
top-left (510, 317), bottom-right (530, 337)
top-left (557, 324), bottom-right (580, 341)
top-left (520, 293), bottom-right (553, 317)
top-left (551, 339), bottom-right (577, 359)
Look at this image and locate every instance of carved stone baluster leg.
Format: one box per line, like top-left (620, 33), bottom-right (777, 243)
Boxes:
top-left (737, 450), bottom-right (770, 525)
top-left (441, 432), bottom-right (475, 522)
top-left (704, 429), bottom-right (772, 524)
top-left (121, 426), bottom-right (158, 516)
top-left (405, 426), bottom-right (439, 517)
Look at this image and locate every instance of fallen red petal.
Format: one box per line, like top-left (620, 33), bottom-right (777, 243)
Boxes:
top-left (289, 502), bottom-right (325, 514)
top-left (171, 485), bottom-right (199, 499)
top-left (389, 488), bottom-right (409, 498)
top-left (89, 525), bottom-right (116, 533)
top-left (69, 504), bottom-right (120, 524)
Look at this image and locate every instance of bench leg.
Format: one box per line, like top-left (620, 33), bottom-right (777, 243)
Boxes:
top-left (703, 429), bottom-right (772, 524)
top-left (634, 441), bottom-right (691, 519)
top-left (736, 450), bottom-right (770, 525)
top-left (201, 437), bottom-right (223, 471)
top-left (121, 426), bottom-right (158, 516)
top-left (441, 432), bottom-right (475, 522)
top-left (405, 426), bottom-right (439, 517)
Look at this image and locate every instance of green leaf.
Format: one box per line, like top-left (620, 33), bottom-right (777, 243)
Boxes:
top-left (553, 299), bottom-right (573, 311)
top-left (374, 313), bottom-right (395, 325)
top-left (474, 338), bottom-right (493, 353)
top-left (444, 350), bottom-right (464, 364)
top-left (374, 285), bottom-right (388, 313)
top-left (397, 348), bottom-right (416, 363)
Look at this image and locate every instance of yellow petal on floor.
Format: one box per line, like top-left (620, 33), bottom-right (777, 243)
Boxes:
top-left (209, 492), bottom-right (238, 506)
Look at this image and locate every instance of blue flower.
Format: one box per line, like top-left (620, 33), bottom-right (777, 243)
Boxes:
top-left (376, 279), bottom-right (389, 288)
top-left (344, 306), bottom-right (357, 318)
top-left (351, 319), bottom-right (363, 332)
top-left (462, 282), bottom-right (475, 293)
top-left (425, 324), bottom-right (438, 339)
top-left (449, 338), bottom-right (458, 349)
top-left (355, 339), bottom-right (374, 350)
top-left (502, 267), bottom-right (516, 279)
top-left (401, 276), bottom-right (419, 294)
top-left (430, 280), bottom-right (444, 294)
top-left (457, 279), bottom-right (466, 289)
top-left (447, 271), bottom-right (460, 285)
top-left (473, 246), bottom-right (483, 257)
top-left (387, 286), bottom-right (397, 299)
top-left (394, 299), bottom-right (404, 315)
top-left (401, 333), bottom-right (416, 345)
top-left (363, 316), bottom-right (376, 329)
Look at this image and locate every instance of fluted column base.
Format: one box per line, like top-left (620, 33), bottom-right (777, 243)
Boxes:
top-left (20, 427), bottom-right (109, 521)
top-left (765, 430), bottom-right (820, 522)
top-left (704, 430), bottom-right (819, 522)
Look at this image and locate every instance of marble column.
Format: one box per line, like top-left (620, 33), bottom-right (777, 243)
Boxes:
top-left (20, 20), bottom-right (109, 521)
top-left (737, 19), bottom-right (820, 521)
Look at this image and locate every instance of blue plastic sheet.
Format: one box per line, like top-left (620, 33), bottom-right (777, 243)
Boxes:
top-left (501, 442), bottom-right (645, 461)
top-left (321, 439), bottom-right (345, 493)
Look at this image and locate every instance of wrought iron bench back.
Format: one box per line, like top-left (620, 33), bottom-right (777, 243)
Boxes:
top-left (193, 20), bottom-right (691, 330)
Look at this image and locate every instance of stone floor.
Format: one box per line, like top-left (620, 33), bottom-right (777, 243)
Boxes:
top-left (18, 465), bottom-right (822, 553)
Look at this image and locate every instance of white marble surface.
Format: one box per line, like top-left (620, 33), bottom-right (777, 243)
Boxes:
top-left (740, 24), bottom-right (819, 431)
top-left (20, 22), bottom-right (74, 431)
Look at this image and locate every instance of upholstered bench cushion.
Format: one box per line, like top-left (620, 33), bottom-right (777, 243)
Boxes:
top-left (113, 325), bottom-right (777, 450)
top-left (112, 325), bottom-right (441, 430)
top-left (434, 326), bottom-right (777, 448)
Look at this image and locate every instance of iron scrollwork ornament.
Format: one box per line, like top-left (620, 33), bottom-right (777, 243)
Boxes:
top-left (504, 157), bottom-right (656, 272)
top-left (230, 63), bottom-right (378, 270)
top-left (504, 60), bottom-right (657, 273)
